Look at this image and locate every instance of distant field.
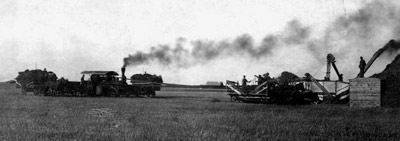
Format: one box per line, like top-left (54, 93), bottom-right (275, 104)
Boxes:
top-left (1, 83), bottom-right (400, 140)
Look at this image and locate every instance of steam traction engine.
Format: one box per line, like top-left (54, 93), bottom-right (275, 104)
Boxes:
top-left (80, 68), bottom-right (162, 97)
top-left (80, 71), bottom-right (125, 96)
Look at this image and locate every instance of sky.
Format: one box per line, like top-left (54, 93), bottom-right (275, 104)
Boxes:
top-left (1, 0), bottom-right (400, 85)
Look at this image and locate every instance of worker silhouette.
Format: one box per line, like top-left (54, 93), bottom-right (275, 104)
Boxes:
top-left (43, 68), bottom-right (48, 82)
top-left (264, 73), bottom-right (271, 81)
top-left (358, 56), bottom-right (366, 78)
top-left (256, 75), bottom-right (263, 85)
top-left (242, 75), bottom-right (249, 94)
top-left (80, 75), bottom-right (85, 86)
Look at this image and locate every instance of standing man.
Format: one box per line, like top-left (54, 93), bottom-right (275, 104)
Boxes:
top-left (256, 75), bottom-right (264, 85)
top-left (242, 75), bottom-right (249, 94)
top-left (264, 73), bottom-right (271, 81)
top-left (43, 68), bottom-right (48, 82)
top-left (358, 56), bottom-right (366, 78)
top-left (80, 75), bottom-right (85, 86)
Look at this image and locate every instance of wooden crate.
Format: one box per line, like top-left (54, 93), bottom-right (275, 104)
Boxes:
top-left (349, 78), bottom-right (381, 107)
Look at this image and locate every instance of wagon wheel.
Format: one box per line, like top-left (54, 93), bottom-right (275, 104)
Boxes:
top-left (86, 89), bottom-right (93, 97)
top-left (117, 87), bottom-right (124, 97)
top-left (117, 88), bottom-right (127, 97)
top-left (146, 90), bottom-right (151, 97)
top-left (33, 89), bottom-right (40, 95)
top-left (150, 91), bottom-right (156, 98)
top-left (51, 89), bottom-right (56, 96)
top-left (85, 85), bottom-right (94, 97)
top-left (52, 88), bottom-right (58, 96)
top-left (114, 90), bottom-right (121, 97)
top-left (87, 89), bottom-right (93, 97)
top-left (107, 86), bottom-right (119, 97)
top-left (135, 87), bottom-right (141, 97)
top-left (39, 88), bottom-right (46, 96)
top-left (113, 87), bottom-right (120, 97)
top-left (43, 87), bottom-right (50, 96)
top-left (76, 86), bottom-right (83, 97)
top-left (136, 91), bottom-right (141, 97)
top-left (44, 89), bottom-right (49, 96)
top-left (232, 95), bottom-right (239, 101)
top-left (50, 88), bottom-right (57, 96)
top-left (149, 86), bottom-right (155, 97)
top-left (78, 86), bottom-right (85, 97)
top-left (21, 88), bottom-right (27, 95)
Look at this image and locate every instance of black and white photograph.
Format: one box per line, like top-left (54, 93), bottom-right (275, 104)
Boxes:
top-left (1, 0), bottom-right (400, 140)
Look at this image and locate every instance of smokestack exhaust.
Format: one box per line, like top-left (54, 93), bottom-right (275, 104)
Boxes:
top-left (121, 67), bottom-right (127, 84)
top-left (121, 67), bottom-right (126, 78)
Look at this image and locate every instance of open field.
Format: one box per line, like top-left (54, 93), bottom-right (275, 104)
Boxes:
top-left (1, 83), bottom-right (400, 140)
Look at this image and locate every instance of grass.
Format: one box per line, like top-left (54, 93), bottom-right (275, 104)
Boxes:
top-left (1, 83), bottom-right (400, 140)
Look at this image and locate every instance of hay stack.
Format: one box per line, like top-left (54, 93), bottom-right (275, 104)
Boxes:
top-left (277, 71), bottom-right (300, 85)
top-left (371, 54), bottom-right (400, 107)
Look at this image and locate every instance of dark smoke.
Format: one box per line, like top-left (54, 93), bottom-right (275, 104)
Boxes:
top-left (299, 0), bottom-right (400, 80)
top-left (124, 0), bottom-right (400, 79)
top-left (311, 1), bottom-right (400, 58)
top-left (284, 20), bottom-right (311, 45)
top-left (123, 19), bottom-right (310, 68)
top-left (122, 45), bottom-right (190, 68)
top-left (385, 40), bottom-right (400, 55)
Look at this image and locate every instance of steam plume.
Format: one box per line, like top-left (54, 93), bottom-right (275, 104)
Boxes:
top-left (123, 19), bottom-right (310, 68)
top-left (314, 0), bottom-right (400, 77)
top-left (124, 0), bottom-right (400, 79)
top-left (312, 1), bottom-right (400, 57)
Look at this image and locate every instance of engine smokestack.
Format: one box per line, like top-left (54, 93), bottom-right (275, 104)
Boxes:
top-left (121, 67), bottom-right (128, 85)
top-left (121, 67), bottom-right (126, 78)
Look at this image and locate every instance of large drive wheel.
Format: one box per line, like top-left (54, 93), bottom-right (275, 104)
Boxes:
top-left (118, 88), bottom-right (126, 97)
top-left (44, 90), bottom-right (49, 96)
top-left (105, 87), bottom-right (118, 97)
top-left (96, 86), bottom-right (103, 96)
top-left (109, 86), bottom-right (119, 97)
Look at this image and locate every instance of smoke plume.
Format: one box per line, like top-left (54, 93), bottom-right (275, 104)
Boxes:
top-left (124, 0), bottom-right (400, 79)
top-left (123, 19), bottom-right (310, 68)
top-left (309, 0), bottom-right (400, 78)
top-left (313, 1), bottom-right (400, 57)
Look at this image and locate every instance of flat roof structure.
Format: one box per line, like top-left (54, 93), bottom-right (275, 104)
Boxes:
top-left (81, 71), bottom-right (119, 76)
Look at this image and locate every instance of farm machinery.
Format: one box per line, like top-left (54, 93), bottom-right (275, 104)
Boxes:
top-left (16, 69), bottom-right (59, 95)
top-left (80, 71), bottom-right (124, 96)
top-left (226, 72), bottom-right (320, 104)
top-left (15, 67), bottom-right (163, 97)
top-left (225, 80), bottom-right (269, 103)
top-left (226, 54), bottom-right (350, 105)
top-left (294, 40), bottom-right (400, 104)
top-left (80, 68), bottom-right (162, 97)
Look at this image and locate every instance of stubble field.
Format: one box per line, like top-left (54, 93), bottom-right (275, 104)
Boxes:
top-left (1, 83), bottom-right (400, 140)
